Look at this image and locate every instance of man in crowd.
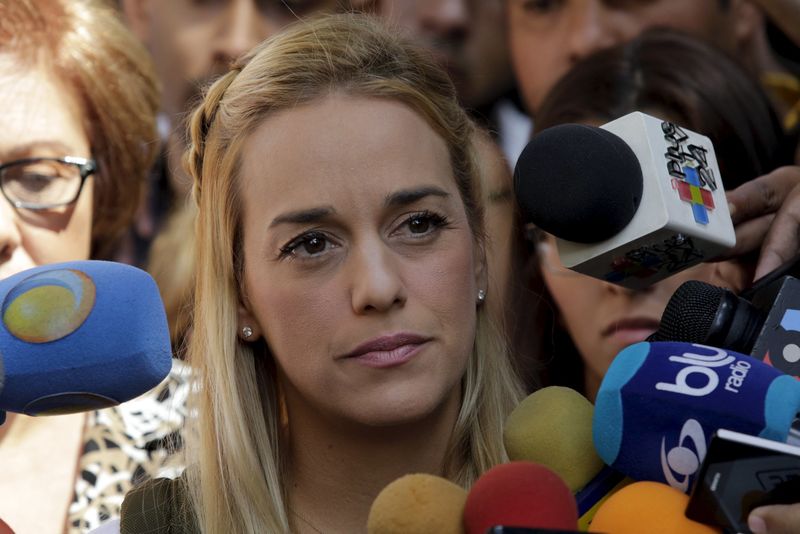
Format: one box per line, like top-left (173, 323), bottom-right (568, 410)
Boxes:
top-left (120, 0), bottom-right (344, 234)
top-left (356, 0), bottom-right (529, 160)
top-left (507, 0), bottom-right (794, 120)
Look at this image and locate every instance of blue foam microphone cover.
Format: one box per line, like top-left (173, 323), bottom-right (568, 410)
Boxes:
top-left (0, 260), bottom-right (172, 415)
top-left (593, 341), bottom-right (800, 492)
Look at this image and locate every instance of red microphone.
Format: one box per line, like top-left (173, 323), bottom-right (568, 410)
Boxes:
top-left (463, 461), bottom-right (579, 534)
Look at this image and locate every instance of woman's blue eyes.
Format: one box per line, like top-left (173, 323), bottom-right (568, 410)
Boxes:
top-left (278, 211), bottom-right (450, 260)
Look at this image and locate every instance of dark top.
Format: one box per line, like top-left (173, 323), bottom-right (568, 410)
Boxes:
top-left (120, 476), bottom-right (198, 534)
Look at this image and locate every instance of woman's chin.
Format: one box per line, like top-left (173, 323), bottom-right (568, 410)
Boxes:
top-left (341, 389), bottom-right (455, 429)
top-left (354, 403), bottom-right (439, 429)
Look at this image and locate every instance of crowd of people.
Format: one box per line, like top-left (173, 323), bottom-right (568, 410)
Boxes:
top-left (0, 0), bottom-right (798, 532)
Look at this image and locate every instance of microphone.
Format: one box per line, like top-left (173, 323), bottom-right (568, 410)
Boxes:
top-left (588, 481), bottom-right (721, 533)
top-left (503, 387), bottom-right (629, 529)
top-left (462, 461), bottom-right (579, 534)
top-left (504, 387), bottom-right (603, 492)
top-left (651, 280), bottom-right (765, 354)
top-left (367, 473), bottom-right (467, 534)
top-left (593, 341), bottom-right (800, 493)
top-left (0, 260), bottom-right (172, 416)
top-left (651, 265), bottom-right (800, 379)
top-left (514, 112), bottom-right (735, 290)
top-left (686, 428), bottom-right (800, 533)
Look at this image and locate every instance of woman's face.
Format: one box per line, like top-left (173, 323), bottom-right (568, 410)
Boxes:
top-left (0, 56), bottom-right (93, 279)
top-left (540, 233), bottom-right (750, 399)
top-left (237, 94), bottom-right (484, 427)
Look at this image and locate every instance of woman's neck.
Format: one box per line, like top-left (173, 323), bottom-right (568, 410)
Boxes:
top-left (284, 390), bottom-right (462, 534)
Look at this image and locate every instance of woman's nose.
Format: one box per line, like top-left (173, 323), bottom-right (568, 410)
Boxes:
top-left (349, 242), bottom-right (407, 315)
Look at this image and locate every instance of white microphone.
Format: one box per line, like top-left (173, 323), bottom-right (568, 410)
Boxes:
top-left (514, 111), bottom-right (735, 290)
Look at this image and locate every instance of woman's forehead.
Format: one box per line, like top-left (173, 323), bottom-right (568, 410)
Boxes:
top-left (237, 94), bottom-right (456, 211)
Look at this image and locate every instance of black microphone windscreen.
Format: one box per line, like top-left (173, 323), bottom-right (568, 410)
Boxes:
top-left (654, 280), bottom-right (765, 354)
top-left (655, 280), bottom-right (726, 343)
top-left (513, 124), bottom-right (642, 243)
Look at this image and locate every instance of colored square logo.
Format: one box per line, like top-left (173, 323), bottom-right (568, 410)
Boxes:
top-left (672, 166), bottom-right (715, 225)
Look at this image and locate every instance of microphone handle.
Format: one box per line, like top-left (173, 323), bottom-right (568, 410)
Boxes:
top-left (741, 252), bottom-right (800, 301)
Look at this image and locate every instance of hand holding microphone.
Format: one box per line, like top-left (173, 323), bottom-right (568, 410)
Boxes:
top-left (723, 165), bottom-right (800, 281)
top-left (368, 337), bottom-right (800, 534)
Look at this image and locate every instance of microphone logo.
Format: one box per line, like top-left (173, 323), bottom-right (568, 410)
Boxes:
top-left (660, 418), bottom-right (707, 492)
top-left (2, 268), bottom-right (96, 343)
top-left (778, 309), bottom-right (800, 371)
top-left (662, 121), bottom-right (717, 225)
top-left (656, 344), bottom-right (735, 397)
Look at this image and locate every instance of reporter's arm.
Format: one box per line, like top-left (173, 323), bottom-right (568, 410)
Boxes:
top-left (723, 166), bottom-right (800, 280)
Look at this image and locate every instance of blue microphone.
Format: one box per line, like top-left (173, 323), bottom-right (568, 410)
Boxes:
top-left (0, 260), bottom-right (172, 417)
top-left (593, 341), bottom-right (800, 493)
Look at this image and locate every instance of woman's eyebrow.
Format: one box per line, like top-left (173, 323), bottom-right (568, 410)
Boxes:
top-left (3, 140), bottom-right (78, 160)
top-left (269, 206), bottom-right (336, 228)
top-left (384, 186), bottom-right (450, 208)
top-left (268, 186), bottom-right (451, 229)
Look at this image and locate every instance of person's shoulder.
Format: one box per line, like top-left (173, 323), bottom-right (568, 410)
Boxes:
top-left (120, 476), bottom-right (197, 534)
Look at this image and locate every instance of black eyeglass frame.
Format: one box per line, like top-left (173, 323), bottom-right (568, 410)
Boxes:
top-left (0, 156), bottom-right (96, 210)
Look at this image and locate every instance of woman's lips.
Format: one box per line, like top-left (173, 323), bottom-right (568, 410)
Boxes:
top-left (341, 333), bottom-right (431, 368)
top-left (602, 317), bottom-right (661, 346)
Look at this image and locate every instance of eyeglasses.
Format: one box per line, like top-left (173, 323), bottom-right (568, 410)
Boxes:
top-left (0, 156), bottom-right (96, 210)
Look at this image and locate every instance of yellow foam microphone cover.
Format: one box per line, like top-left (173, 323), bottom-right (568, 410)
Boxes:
top-left (503, 386), bottom-right (604, 492)
top-left (589, 481), bottom-right (721, 533)
top-left (367, 473), bottom-right (466, 534)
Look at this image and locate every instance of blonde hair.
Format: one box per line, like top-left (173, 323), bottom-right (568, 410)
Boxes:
top-left (0, 0), bottom-right (160, 258)
top-left (186, 13), bottom-right (522, 532)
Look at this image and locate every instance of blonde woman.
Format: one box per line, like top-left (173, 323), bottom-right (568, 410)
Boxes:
top-left (121, 13), bottom-right (523, 533)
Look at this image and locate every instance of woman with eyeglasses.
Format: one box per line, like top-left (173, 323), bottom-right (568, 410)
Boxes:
top-left (0, 1), bottom-right (170, 532)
